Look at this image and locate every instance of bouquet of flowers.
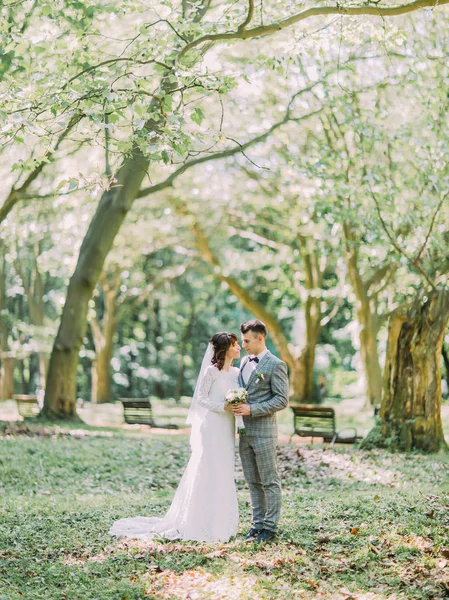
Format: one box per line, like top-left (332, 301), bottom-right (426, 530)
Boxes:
top-left (225, 387), bottom-right (248, 435)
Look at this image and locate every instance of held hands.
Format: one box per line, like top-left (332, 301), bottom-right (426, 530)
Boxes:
top-left (232, 403), bottom-right (251, 416)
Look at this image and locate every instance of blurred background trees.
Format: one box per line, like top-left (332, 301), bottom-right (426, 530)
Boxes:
top-left (1, 0), bottom-right (449, 449)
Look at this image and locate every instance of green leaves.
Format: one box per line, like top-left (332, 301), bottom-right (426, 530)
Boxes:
top-left (190, 107), bottom-right (205, 126)
top-left (161, 150), bottom-right (171, 164)
top-left (40, 3), bottom-right (53, 17)
top-left (162, 95), bottom-right (173, 113)
top-left (106, 113), bottom-right (120, 125)
top-left (55, 178), bottom-right (79, 193)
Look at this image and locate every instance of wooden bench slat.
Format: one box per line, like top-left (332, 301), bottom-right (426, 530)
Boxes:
top-left (119, 398), bottom-right (179, 429)
top-left (13, 395), bottom-right (40, 418)
top-left (290, 404), bottom-right (361, 445)
top-left (295, 418), bottom-right (334, 425)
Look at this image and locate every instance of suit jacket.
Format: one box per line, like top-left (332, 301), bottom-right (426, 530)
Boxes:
top-left (238, 350), bottom-right (289, 437)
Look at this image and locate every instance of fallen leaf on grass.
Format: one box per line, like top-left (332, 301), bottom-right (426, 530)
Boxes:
top-left (317, 535), bottom-right (331, 543)
top-left (148, 564), bottom-right (162, 573)
top-left (350, 527), bottom-right (359, 535)
top-left (338, 589), bottom-right (356, 599)
top-left (228, 552), bottom-right (246, 565)
top-left (205, 549), bottom-right (227, 559)
top-left (369, 543), bottom-right (380, 555)
top-left (285, 543), bottom-right (307, 555)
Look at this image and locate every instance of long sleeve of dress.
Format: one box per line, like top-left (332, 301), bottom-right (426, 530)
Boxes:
top-left (197, 366), bottom-right (225, 412)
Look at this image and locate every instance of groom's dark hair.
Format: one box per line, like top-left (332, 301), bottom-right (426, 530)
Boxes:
top-left (240, 319), bottom-right (267, 337)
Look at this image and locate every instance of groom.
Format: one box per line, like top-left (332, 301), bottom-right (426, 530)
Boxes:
top-left (232, 319), bottom-right (289, 543)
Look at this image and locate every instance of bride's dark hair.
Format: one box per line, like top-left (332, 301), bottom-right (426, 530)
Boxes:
top-left (210, 332), bottom-right (238, 371)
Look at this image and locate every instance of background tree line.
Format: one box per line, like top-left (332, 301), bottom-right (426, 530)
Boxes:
top-left (1, 0), bottom-right (449, 451)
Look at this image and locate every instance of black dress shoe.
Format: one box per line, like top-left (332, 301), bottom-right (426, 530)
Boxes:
top-left (256, 529), bottom-right (276, 543)
top-left (244, 527), bottom-right (261, 540)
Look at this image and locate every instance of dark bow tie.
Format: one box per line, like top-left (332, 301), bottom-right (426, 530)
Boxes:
top-left (249, 356), bottom-right (259, 363)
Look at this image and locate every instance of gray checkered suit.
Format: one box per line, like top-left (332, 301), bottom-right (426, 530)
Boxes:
top-left (238, 351), bottom-right (289, 533)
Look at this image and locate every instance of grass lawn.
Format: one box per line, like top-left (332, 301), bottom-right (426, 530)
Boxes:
top-left (1, 404), bottom-right (449, 599)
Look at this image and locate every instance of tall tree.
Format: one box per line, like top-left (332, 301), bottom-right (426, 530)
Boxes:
top-left (0, 242), bottom-right (15, 400)
top-left (361, 93), bottom-right (449, 451)
top-left (378, 290), bottom-right (449, 452)
top-left (13, 244), bottom-right (49, 388)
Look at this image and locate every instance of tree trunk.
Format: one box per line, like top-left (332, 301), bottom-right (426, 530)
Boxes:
top-left (289, 349), bottom-right (315, 404)
top-left (365, 290), bottom-right (449, 452)
top-left (175, 303), bottom-right (195, 401)
top-left (289, 300), bottom-right (321, 404)
top-left (0, 357), bottom-right (15, 400)
top-left (31, 261), bottom-right (49, 389)
top-left (291, 239), bottom-right (324, 404)
top-left (18, 359), bottom-right (28, 394)
top-left (153, 298), bottom-right (165, 398)
top-left (357, 300), bottom-right (383, 407)
top-left (43, 149), bottom-right (149, 417)
top-left (92, 343), bottom-right (114, 403)
top-left (344, 222), bottom-right (383, 406)
top-left (14, 250), bottom-right (49, 389)
top-left (39, 353), bottom-right (49, 389)
top-left (0, 241), bottom-right (14, 400)
top-left (90, 275), bottom-right (120, 404)
top-left (442, 344), bottom-right (449, 396)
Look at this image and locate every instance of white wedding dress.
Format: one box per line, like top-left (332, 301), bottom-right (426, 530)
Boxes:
top-left (109, 365), bottom-right (239, 543)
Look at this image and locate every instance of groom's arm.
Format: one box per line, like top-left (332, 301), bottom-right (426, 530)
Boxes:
top-left (248, 362), bottom-right (289, 418)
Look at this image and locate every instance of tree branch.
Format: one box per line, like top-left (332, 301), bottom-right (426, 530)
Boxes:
top-left (320, 293), bottom-right (344, 327)
top-left (238, 0), bottom-right (255, 31)
top-left (369, 188), bottom-right (437, 291)
top-left (365, 262), bottom-right (394, 292)
top-left (61, 57), bottom-right (171, 91)
top-left (227, 226), bottom-right (281, 250)
top-left (0, 111), bottom-right (83, 224)
top-left (369, 266), bottom-right (397, 299)
top-left (89, 314), bottom-right (104, 350)
top-left (137, 106), bottom-right (322, 199)
top-left (13, 185), bottom-right (91, 202)
top-left (415, 190), bottom-right (449, 263)
top-left (177, 0), bottom-right (449, 62)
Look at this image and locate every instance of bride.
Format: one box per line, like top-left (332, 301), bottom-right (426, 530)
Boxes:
top-left (109, 332), bottom-right (241, 543)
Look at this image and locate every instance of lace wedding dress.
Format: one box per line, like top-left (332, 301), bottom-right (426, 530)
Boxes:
top-left (109, 365), bottom-right (239, 543)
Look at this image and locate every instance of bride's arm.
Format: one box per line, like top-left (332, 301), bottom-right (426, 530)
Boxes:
top-left (197, 366), bottom-right (225, 412)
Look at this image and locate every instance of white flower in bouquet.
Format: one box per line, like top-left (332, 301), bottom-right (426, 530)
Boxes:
top-left (225, 387), bottom-right (248, 435)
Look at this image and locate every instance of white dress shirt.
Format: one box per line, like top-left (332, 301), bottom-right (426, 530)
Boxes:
top-left (241, 348), bottom-right (269, 386)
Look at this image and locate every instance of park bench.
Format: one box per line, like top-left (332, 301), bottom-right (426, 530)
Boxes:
top-left (119, 398), bottom-right (179, 429)
top-left (290, 404), bottom-right (362, 446)
top-left (13, 394), bottom-right (41, 418)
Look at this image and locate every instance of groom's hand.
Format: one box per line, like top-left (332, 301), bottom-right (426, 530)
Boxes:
top-left (233, 404), bottom-right (251, 416)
